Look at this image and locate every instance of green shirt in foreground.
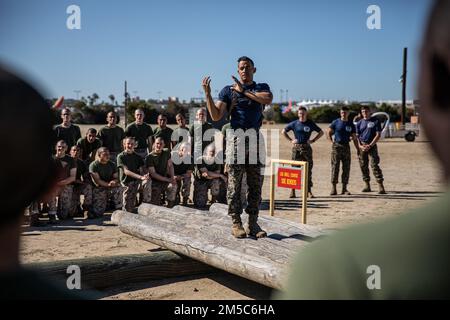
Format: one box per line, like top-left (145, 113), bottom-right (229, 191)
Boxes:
top-left (276, 188), bottom-right (450, 299)
top-left (116, 151), bottom-right (144, 184)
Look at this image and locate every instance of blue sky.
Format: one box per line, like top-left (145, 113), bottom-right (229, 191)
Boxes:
top-left (0, 0), bottom-right (432, 102)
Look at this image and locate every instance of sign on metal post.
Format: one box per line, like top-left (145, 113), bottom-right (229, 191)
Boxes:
top-left (269, 159), bottom-right (309, 224)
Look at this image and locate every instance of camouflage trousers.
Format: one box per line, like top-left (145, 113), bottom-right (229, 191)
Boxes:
top-left (48, 185), bottom-right (73, 220)
top-left (193, 178), bottom-right (221, 208)
top-left (122, 179), bottom-right (152, 212)
top-left (151, 180), bottom-right (177, 206)
top-left (70, 183), bottom-right (93, 215)
top-left (92, 186), bottom-right (124, 216)
top-left (175, 175), bottom-right (191, 202)
top-left (358, 144), bottom-right (384, 183)
top-left (331, 142), bottom-right (351, 184)
top-left (227, 164), bottom-right (262, 216)
top-left (292, 144), bottom-right (313, 192)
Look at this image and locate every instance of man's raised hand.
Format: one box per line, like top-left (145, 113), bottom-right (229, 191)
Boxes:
top-left (202, 76), bottom-right (211, 96)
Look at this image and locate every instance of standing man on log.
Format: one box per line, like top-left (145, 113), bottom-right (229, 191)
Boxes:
top-left (202, 56), bottom-right (273, 238)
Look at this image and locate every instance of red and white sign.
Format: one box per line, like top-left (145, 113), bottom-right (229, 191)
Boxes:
top-left (277, 167), bottom-right (302, 190)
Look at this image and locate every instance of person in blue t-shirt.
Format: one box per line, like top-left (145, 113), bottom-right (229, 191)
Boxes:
top-left (355, 106), bottom-right (386, 194)
top-left (282, 107), bottom-right (324, 198)
top-left (202, 56), bottom-right (273, 239)
top-left (327, 106), bottom-right (359, 195)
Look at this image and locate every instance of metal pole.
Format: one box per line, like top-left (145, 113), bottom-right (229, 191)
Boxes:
top-left (401, 47), bottom-right (407, 125)
top-left (124, 81), bottom-right (128, 127)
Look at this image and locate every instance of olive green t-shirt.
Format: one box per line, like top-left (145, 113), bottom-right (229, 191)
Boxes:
top-left (74, 158), bottom-right (89, 182)
top-left (125, 122), bottom-right (154, 150)
top-left (153, 126), bottom-right (174, 150)
top-left (54, 154), bottom-right (76, 181)
top-left (54, 124), bottom-right (81, 149)
top-left (76, 137), bottom-right (102, 162)
top-left (98, 126), bottom-right (125, 153)
top-left (145, 148), bottom-right (171, 177)
top-left (194, 156), bottom-right (221, 180)
top-left (276, 188), bottom-right (450, 300)
top-left (89, 160), bottom-right (117, 183)
top-left (116, 151), bottom-right (144, 184)
top-left (174, 161), bottom-right (194, 176)
top-left (190, 122), bottom-right (215, 155)
top-left (172, 126), bottom-right (190, 146)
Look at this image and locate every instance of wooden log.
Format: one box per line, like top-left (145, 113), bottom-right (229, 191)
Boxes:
top-left (25, 252), bottom-right (216, 290)
top-left (113, 205), bottom-right (327, 289)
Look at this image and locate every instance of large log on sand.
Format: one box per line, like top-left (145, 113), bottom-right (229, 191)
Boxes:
top-left (26, 252), bottom-right (216, 289)
top-left (112, 204), bottom-right (327, 289)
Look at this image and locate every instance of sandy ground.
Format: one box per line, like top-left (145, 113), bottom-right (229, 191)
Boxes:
top-left (20, 123), bottom-right (445, 299)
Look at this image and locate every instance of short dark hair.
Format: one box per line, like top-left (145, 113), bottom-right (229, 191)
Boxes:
top-left (361, 105), bottom-right (371, 111)
top-left (176, 113), bottom-right (185, 119)
top-left (0, 67), bottom-right (57, 226)
top-left (340, 106), bottom-right (349, 112)
top-left (87, 128), bottom-right (97, 135)
top-left (298, 107), bottom-right (307, 112)
top-left (237, 56), bottom-right (255, 67)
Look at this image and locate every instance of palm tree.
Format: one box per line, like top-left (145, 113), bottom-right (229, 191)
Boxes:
top-left (108, 94), bottom-right (115, 105)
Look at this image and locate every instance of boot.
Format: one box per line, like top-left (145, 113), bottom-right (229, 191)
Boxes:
top-left (330, 184), bottom-right (337, 195)
top-left (231, 214), bottom-right (247, 238)
top-left (341, 184), bottom-right (351, 195)
top-left (362, 181), bottom-right (371, 192)
top-left (289, 189), bottom-right (296, 198)
top-left (245, 215), bottom-right (267, 238)
top-left (377, 182), bottom-right (386, 194)
top-left (182, 197), bottom-right (188, 206)
top-left (167, 200), bottom-right (176, 208)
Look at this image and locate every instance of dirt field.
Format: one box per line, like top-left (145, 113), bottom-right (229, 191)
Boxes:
top-left (20, 123), bottom-right (444, 299)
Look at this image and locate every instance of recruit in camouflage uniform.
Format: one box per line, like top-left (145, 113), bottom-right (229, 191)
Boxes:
top-left (355, 106), bottom-right (386, 194)
top-left (145, 138), bottom-right (177, 207)
top-left (172, 142), bottom-right (193, 206)
top-left (70, 146), bottom-right (93, 216)
top-left (203, 56), bottom-right (272, 238)
top-left (193, 145), bottom-right (225, 209)
top-left (125, 108), bottom-right (154, 159)
top-left (117, 137), bottom-right (152, 212)
top-left (89, 147), bottom-right (125, 217)
top-left (283, 107), bottom-right (324, 198)
top-left (327, 107), bottom-right (360, 195)
top-left (48, 141), bottom-right (77, 221)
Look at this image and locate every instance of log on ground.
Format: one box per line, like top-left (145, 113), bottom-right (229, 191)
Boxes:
top-left (25, 251), bottom-right (216, 290)
top-left (113, 205), bottom-right (327, 289)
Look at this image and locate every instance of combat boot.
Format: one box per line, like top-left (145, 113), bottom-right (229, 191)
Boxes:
top-left (289, 189), bottom-right (296, 198)
top-left (48, 214), bottom-right (58, 225)
top-left (330, 184), bottom-right (337, 195)
top-left (182, 197), bottom-right (188, 206)
top-left (341, 184), bottom-right (351, 195)
top-left (362, 181), bottom-right (371, 192)
top-left (245, 215), bottom-right (267, 238)
top-left (231, 214), bottom-right (247, 238)
top-left (167, 200), bottom-right (176, 208)
top-left (377, 182), bottom-right (386, 194)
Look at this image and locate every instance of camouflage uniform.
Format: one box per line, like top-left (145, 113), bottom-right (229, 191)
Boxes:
top-left (71, 183), bottom-right (93, 215)
top-left (122, 179), bottom-right (151, 212)
top-left (175, 175), bottom-right (191, 203)
top-left (151, 180), bottom-right (177, 205)
top-left (92, 186), bottom-right (124, 216)
top-left (193, 178), bottom-right (221, 208)
top-left (48, 185), bottom-right (73, 220)
top-left (226, 133), bottom-right (263, 216)
top-left (358, 144), bottom-right (384, 183)
top-left (292, 143), bottom-right (313, 192)
top-left (331, 142), bottom-right (351, 185)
